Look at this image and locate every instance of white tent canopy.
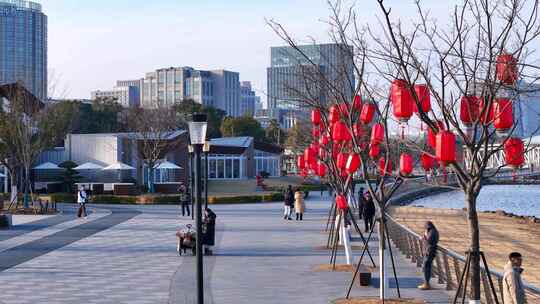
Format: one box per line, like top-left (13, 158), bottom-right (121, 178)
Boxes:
top-left (154, 161), bottom-right (182, 170)
top-left (33, 162), bottom-right (61, 170)
top-left (102, 162), bottom-right (135, 171)
top-left (74, 162), bottom-right (104, 170)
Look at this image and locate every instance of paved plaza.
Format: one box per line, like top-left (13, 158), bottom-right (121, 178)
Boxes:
top-left (0, 194), bottom-right (453, 303)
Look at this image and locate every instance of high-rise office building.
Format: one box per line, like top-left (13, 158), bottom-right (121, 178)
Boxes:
top-left (112, 67), bottom-right (249, 117)
top-left (240, 81), bottom-right (257, 116)
top-left (91, 86), bottom-right (140, 108)
top-left (267, 43), bottom-right (354, 128)
top-left (0, 0), bottom-right (47, 100)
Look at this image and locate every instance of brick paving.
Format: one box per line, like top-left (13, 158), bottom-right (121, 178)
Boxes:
top-left (0, 196), bottom-right (453, 303)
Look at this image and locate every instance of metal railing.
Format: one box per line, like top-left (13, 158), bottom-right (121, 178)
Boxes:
top-left (386, 214), bottom-right (540, 303)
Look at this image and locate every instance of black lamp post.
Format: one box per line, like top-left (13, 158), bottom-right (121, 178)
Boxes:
top-left (188, 113), bottom-right (208, 304)
top-left (203, 141), bottom-right (211, 209)
top-left (188, 145), bottom-right (194, 220)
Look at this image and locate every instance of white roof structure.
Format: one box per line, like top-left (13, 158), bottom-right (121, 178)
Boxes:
top-left (102, 162), bottom-right (135, 171)
top-left (154, 161), bottom-right (182, 169)
top-left (33, 162), bottom-right (61, 170)
top-left (74, 162), bottom-right (104, 170)
top-left (210, 137), bottom-right (252, 148)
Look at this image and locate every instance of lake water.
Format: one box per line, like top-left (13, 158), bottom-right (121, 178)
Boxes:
top-left (412, 185), bottom-right (540, 217)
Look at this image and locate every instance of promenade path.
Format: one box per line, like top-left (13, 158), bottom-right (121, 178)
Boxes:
top-left (0, 194), bottom-right (452, 303)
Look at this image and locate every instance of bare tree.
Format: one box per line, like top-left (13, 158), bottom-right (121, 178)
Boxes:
top-left (126, 107), bottom-right (179, 193)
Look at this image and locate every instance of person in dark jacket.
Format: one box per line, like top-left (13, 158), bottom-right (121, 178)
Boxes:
top-left (419, 221), bottom-right (439, 290)
top-left (362, 192), bottom-right (376, 232)
top-left (357, 187), bottom-right (365, 219)
top-left (203, 208), bottom-right (217, 255)
top-left (178, 183), bottom-right (190, 217)
top-left (283, 185), bottom-right (294, 220)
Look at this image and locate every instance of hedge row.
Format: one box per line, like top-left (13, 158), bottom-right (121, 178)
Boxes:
top-left (43, 192), bottom-right (285, 205)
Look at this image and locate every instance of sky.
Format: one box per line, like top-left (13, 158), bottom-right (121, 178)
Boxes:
top-left (44, 0), bottom-right (453, 104)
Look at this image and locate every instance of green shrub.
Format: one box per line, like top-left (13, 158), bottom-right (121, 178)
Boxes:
top-left (90, 195), bottom-right (137, 204)
top-left (207, 192), bottom-right (283, 204)
top-left (46, 193), bottom-right (76, 203)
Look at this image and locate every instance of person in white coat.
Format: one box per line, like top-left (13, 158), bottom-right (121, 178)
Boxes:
top-left (77, 186), bottom-right (88, 218)
top-left (503, 252), bottom-right (527, 304)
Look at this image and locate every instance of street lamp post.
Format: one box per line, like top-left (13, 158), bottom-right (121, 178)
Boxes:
top-left (203, 141), bottom-right (211, 209)
top-left (188, 145), bottom-right (194, 220)
top-left (188, 113), bottom-right (208, 304)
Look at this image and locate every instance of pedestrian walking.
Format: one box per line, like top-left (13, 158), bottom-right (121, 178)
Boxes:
top-left (362, 192), bottom-right (375, 232)
top-left (178, 183), bottom-right (190, 217)
top-left (418, 221), bottom-right (439, 290)
top-left (77, 186), bottom-right (88, 218)
top-left (294, 187), bottom-right (305, 221)
top-left (357, 187), bottom-right (364, 219)
top-left (283, 185), bottom-right (294, 220)
top-left (503, 252), bottom-right (527, 304)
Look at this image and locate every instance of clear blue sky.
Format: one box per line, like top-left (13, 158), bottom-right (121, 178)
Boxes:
top-left (44, 1), bottom-right (453, 102)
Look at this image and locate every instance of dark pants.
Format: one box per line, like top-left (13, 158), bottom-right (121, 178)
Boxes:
top-left (181, 201), bottom-right (190, 217)
top-left (296, 213), bottom-right (303, 220)
top-left (423, 253), bottom-right (436, 283)
top-left (77, 203), bottom-right (87, 217)
top-left (364, 216), bottom-right (374, 232)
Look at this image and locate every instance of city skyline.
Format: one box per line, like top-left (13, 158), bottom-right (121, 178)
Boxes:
top-left (44, 0), bottom-right (458, 105)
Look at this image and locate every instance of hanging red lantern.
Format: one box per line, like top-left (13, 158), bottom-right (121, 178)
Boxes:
top-left (338, 102), bottom-right (350, 117)
top-left (312, 127), bottom-right (320, 138)
top-left (435, 131), bottom-right (456, 165)
top-left (378, 157), bottom-right (393, 176)
top-left (336, 194), bottom-right (348, 210)
top-left (420, 153), bottom-right (435, 172)
top-left (360, 103), bottom-right (376, 124)
top-left (427, 120), bottom-right (445, 149)
top-left (311, 109), bottom-right (321, 126)
top-left (332, 121), bottom-right (348, 142)
top-left (329, 105), bottom-right (340, 124)
top-left (297, 155), bottom-right (306, 169)
top-left (353, 95), bottom-right (362, 111)
top-left (304, 147), bottom-right (317, 166)
top-left (493, 98), bottom-right (513, 133)
top-left (370, 123), bottom-right (384, 145)
top-left (353, 123), bottom-right (365, 139)
top-left (504, 137), bottom-right (525, 168)
top-left (369, 144), bottom-right (380, 159)
top-left (460, 96), bottom-right (479, 127)
top-left (399, 153), bottom-right (414, 176)
top-left (320, 133), bottom-right (330, 146)
top-left (413, 84), bottom-right (431, 114)
top-left (319, 147), bottom-right (327, 160)
top-left (316, 162), bottom-right (327, 177)
top-left (391, 79), bottom-right (414, 122)
top-left (496, 53), bottom-right (518, 85)
top-left (300, 168), bottom-right (308, 178)
top-left (346, 153), bottom-right (361, 174)
top-left (336, 152), bottom-right (348, 169)
top-left (332, 144), bottom-right (341, 159)
top-left (478, 97), bottom-right (494, 124)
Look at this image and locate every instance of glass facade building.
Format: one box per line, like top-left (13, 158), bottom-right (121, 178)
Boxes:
top-left (0, 0), bottom-right (47, 100)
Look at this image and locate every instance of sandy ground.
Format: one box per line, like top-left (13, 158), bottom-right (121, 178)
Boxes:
top-left (390, 206), bottom-right (540, 287)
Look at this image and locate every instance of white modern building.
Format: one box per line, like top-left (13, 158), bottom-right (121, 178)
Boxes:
top-left (91, 86), bottom-right (140, 107)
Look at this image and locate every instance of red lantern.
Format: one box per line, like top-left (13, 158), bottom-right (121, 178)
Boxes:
top-left (320, 133), bottom-right (330, 146)
top-left (337, 152), bottom-right (348, 169)
top-left (399, 153), bottom-right (414, 176)
top-left (346, 153), bottom-right (361, 174)
top-left (427, 120), bottom-right (445, 149)
top-left (420, 153), bottom-right (435, 172)
top-left (352, 123), bottom-right (365, 139)
top-left (319, 147), bottom-right (327, 160)
top-left (478, 97), bottom-right (494, 124)
top-left (304, 147), bottom-right (317, 166)
top-left (312, 127), bottom-right (320, 138)
top-left (329, 105), bottom-right (340, 123)
top-left (391, 79), bottom-right (414, 122)
top-left (337, 102), bottom-right (349, 118)
top-left (332, 144), bottom-right (341, 159)
top-left (460, 96), bottom-right (479, 127)
top-left (496, 53), bottom-right (518, 85)
top-left (332, 121), bottom-right (348, 142)
top-left (300, 168), bottom-right (308, 178)
top-left (353, 95), bottom-right (362, 111)
top-left (378, 157), bottom-right (393, 176)
top-left (336, 194), bottom-right (348, 210)
top-left (369, 144), bottom-right (380, 159)
top-left (413, 84), bottom-right (431, 114)
top-left (493, 98), bottom-right (513, 132)
top-left (297, 155), bottom-right (305, 169)
top-left (311, 109), bottom-right (321, 126)
top-left (360, 103), bottom-right (376, 124)
top-left (370, 123), bottom-right (384, 145)
top-left (316, 162), bottom-right (327, 177)
top-left (435, 131), bottom-right (456, 164)
top-left (504, 137), bottom-right (525, 168)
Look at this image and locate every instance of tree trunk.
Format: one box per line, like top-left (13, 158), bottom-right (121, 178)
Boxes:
top-left (23, 165), bottom-right (30, 209)
top-left (379, 216), bottom-right (389, 299)
top-left (466, 192), bottom-right (481, 303)
top-left (148, 166), bottom-right (155, 193)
